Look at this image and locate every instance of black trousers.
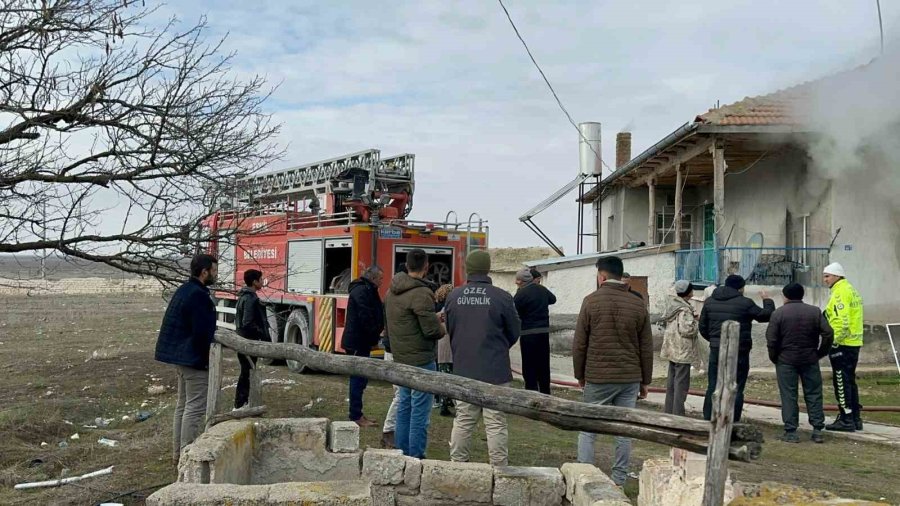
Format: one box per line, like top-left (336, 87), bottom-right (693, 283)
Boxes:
top-left (829, 345), bottom-right (861, 419)
top-left (520, 333), bottom-right (551, 395)
top-left (703, 347), bottom-right (750, 422)
top-left (776, 361), bottom-right (825, 431)
top-left (235, 353), bottom-right (258, 409)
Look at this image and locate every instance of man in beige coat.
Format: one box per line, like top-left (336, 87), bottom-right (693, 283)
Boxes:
top-left (660, 280), bottom-right (699, 416)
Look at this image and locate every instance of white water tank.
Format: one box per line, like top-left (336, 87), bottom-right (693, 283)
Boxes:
top-left (578, 122), bottom-right (602, 175)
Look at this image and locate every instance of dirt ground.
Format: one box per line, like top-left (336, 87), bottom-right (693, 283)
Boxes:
top-left (1, 294), bottom-right (898, 505)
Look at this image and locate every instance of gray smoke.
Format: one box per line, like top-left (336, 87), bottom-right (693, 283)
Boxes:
top-left (795, 45), bottom-right (900, 205)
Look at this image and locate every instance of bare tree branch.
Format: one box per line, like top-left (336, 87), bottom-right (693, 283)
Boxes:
top-left (0, 0), bottom-right (282, 286)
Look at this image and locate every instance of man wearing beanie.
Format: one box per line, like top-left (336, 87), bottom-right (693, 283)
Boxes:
top-left (822, 262), bottom-right (865, 432)
top-left (660, 280), bottom-right (699, 416)
top-left (766, 283), bottom-right (833, 443)
top-left (445, 250), bottom-right (521, 466)
top-left (699, 274), bottom-right (775, 422)
top-left (514, 267), bottom-right (557, 394)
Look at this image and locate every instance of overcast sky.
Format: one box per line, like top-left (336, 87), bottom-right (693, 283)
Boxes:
top-left (156, 0), bottom-right (895, 254)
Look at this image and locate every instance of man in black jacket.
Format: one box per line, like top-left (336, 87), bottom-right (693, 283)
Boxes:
top-left (445, 250), bottom-right (521, 466)
top-left (767, 283), bottom-right (834, 443)
top-left (342, 266), bottom-right (385, 428)
top-left (514, 268), bottom-right (557, 394)
top-left (155, 254), bottom-right (218, 464)
top-left (700, 274), bottom-right (775, 422)
top-left (234, 269), bottom-right (269, 409)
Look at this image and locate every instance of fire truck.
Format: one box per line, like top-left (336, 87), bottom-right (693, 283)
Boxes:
top-left (205, 149), bottom-right (487, 372)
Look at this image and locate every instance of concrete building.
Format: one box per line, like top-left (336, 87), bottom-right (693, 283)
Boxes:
top-left (522, 61), bottom-right (898, 366)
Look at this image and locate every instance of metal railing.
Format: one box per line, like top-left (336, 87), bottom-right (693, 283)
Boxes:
top-left (676, 247), bottom-right (830, 287)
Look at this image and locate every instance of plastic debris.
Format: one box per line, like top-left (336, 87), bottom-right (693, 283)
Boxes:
top-left (97, 438), bottom-right (119, 448)
top-left (14, 465), bottom-right (114, 490)
top-left (69, 433), bottom-right (80, 441)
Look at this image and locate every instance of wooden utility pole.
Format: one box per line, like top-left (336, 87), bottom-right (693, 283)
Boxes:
top-left (214, 329), bottom-right (760, 461)
top-left (702, 320), bottom-right (740, 506)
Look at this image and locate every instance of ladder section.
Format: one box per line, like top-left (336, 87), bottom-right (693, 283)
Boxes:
top-left (238, 149), bottom-right (414, 203)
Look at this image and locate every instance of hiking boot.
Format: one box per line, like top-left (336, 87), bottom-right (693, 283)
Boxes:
top-left (825, 416), bottom-right (856, 432)
top-left (380, 431), bottom-right (395, 449)
top-left (811, 430), bottom-right (825, 444)
top-left (777, 431), bottom-right (800, 443)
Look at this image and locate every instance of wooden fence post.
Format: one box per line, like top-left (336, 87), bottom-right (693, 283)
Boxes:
top-left (702, 320), bottom-right (740, 506)
top-left (205, 342), bottom-right (224, 427)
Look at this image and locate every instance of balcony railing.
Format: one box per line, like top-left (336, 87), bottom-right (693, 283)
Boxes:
top-left (676, 247), bottom-right (830, 287)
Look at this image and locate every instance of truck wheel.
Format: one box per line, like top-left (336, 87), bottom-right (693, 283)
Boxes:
top-left (261, 306), bottom-right (286, 366)
top-left (284, 309), bottom-right (312, 373)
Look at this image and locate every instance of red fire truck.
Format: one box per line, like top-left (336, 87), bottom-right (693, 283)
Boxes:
top-left (205, 149), bottom-right (487, 372)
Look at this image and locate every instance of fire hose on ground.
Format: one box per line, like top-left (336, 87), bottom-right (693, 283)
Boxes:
top-left (510, 367), bottom-right (900, 413)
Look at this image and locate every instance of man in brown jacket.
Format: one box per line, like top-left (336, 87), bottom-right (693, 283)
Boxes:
top-left (574, 256), bottom-right (653, 487)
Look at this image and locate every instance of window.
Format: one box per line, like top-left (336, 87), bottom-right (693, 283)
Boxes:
top-left (656, 212), bottom-right (692, 246)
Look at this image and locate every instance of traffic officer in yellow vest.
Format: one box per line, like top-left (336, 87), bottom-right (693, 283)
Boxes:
top-left (822, 262), bottom-right (864, 432)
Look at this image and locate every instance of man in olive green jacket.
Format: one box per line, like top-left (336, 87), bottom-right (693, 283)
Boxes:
top-left (384, 248), bottom-right (445, 458)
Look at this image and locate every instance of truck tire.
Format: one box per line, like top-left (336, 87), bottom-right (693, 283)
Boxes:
top-left (284, 308), bottom-right (312, 373)
top-left (260, 306), bottom-right (286, 366)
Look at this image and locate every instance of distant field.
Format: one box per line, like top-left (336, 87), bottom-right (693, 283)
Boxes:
top-left (0, 254), bottom-right (140, 280)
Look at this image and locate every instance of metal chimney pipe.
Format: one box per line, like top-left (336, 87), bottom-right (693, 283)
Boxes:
top-left (578, 122), bottom-right (602, 176)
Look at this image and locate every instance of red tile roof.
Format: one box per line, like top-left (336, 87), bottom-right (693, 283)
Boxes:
top-left (694, 85), bottom-right (809, 126)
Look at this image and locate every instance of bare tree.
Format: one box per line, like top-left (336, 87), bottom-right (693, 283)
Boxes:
top-left (0, 0), bottom-right (281, 285)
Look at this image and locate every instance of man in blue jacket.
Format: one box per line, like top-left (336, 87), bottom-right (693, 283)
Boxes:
top-left (155, 254), bottom-right (218, 464)
top-left (445, 250), bottom-right (521, 466)
top-left (341, 266), bottom-right (385, 428)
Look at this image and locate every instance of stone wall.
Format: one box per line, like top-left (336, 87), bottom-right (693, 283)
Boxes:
top-left (151, 417), bottom-right (630, 506)
top-left (0, 276), bottom-right (161, 296)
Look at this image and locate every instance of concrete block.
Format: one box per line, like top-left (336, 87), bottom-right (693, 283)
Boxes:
top-left (671, 448), bottom-right (707, 480)
top-left (177, 420), bottom-right (255, 485)
top-left (396, 497), bottom-right (487, 506)
top-left (362, 449), bottom-right (406, 485)
top-left (147, 483), bottom-right (271, 505)
top-left (267, 480), bottom-right (372, 505)
top-left (560, 463), bottom-right (604, 502)
top-left (402, 457), bottom-right (422, 492)
top-left (252, 449), bottom-right (362, 484)
top-left (559, 462), bottom-right (629, 506)
top-left (254, 418), bottom-right (328, 452)
top-left (371, 485), bottom-right (397, 506)
top-left (419, 460), bottom-right (493, 503)
top-left (638, 457), bottom-right (734, 506)
top-left (493, 466), bottom-right (565, 506)
top-left (329, 420), bottom-right (361, 453)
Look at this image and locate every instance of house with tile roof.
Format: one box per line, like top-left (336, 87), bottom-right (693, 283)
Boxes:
top-left (529, 60), bottom-right (899, 345)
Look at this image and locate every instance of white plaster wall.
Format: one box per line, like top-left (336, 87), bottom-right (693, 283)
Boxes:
top-left (621, 252), bottom-right (676, 317)
top-left (541, 264), bottom-right (598, 315)
top-left (830, 180), bottom-right (900, 324)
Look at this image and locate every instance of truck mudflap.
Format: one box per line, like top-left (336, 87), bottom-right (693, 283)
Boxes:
top-left (315, 297), bottom-right (336, 353)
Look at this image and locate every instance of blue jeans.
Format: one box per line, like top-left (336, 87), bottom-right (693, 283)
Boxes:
top-left (395, 361), bottom-right (436, 458)
top-left (347, 348), bottom-right (370, 421)
top-left (577, 382), bottom-right (640, 486)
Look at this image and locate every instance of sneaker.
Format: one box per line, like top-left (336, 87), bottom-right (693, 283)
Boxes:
top-left (777, 431), bottom-right (800, 443)
top-left (811, 430), bottom-right (824, 444)
top-left (825, 416), bottom-right (856, 432)
top-left (380, 431), bottom-right (395, 449)
top-left (854, 418), bottom-right (864, 431)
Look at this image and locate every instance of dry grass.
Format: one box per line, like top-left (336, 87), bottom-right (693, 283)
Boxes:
top-left (0, 295), bottom-right (898, 504)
